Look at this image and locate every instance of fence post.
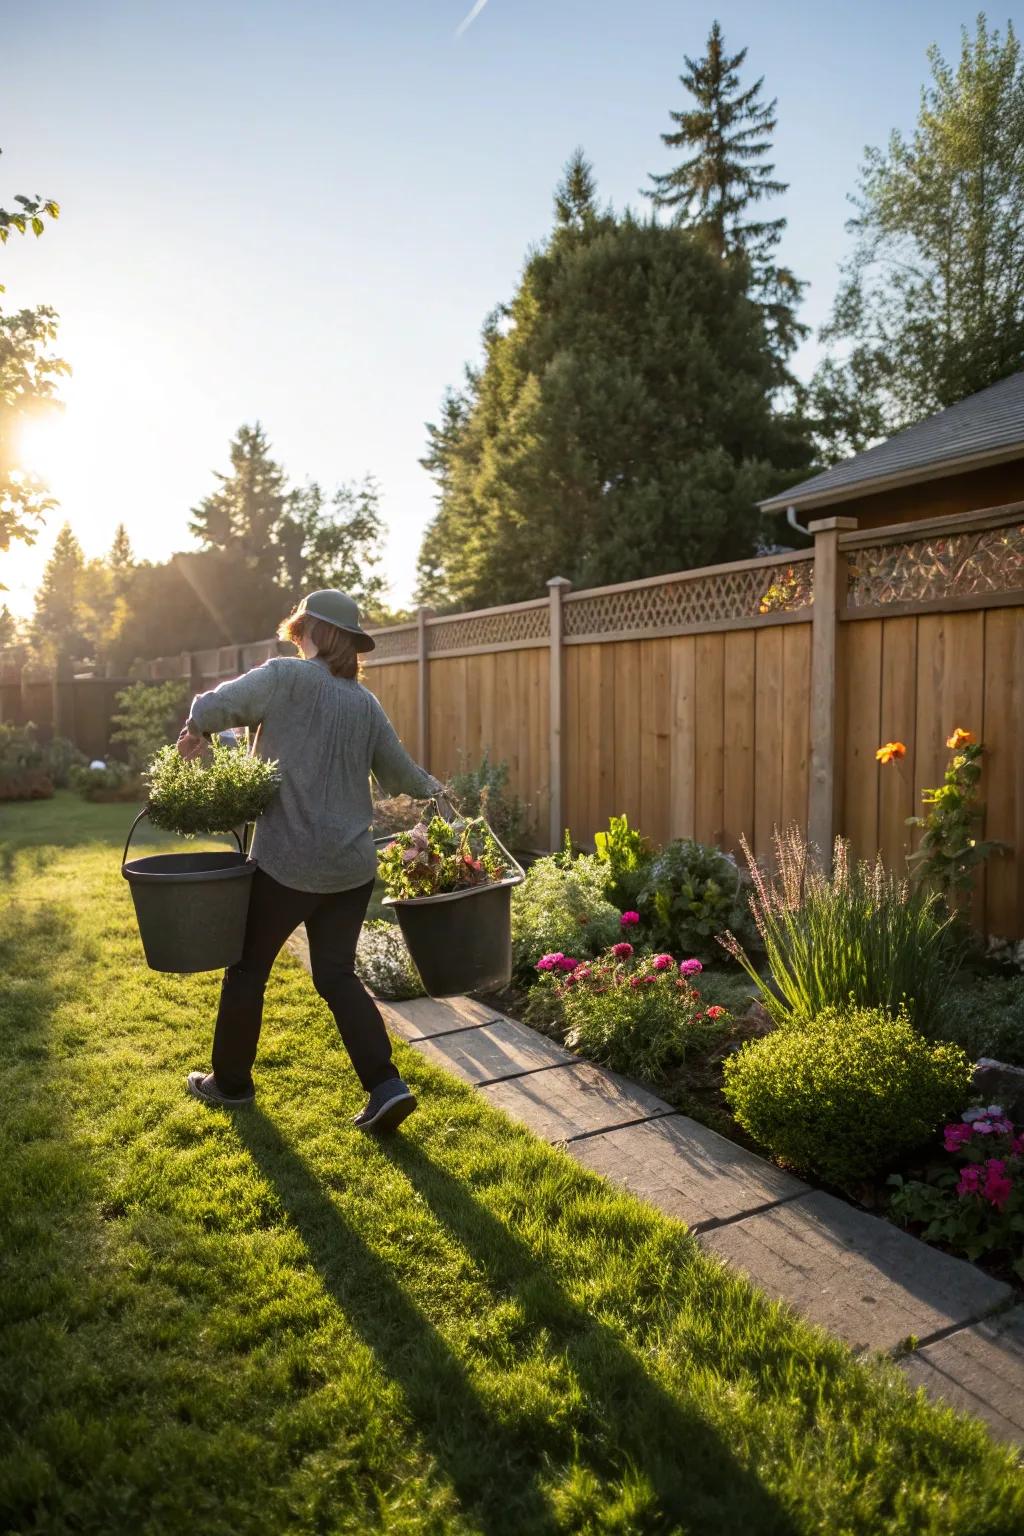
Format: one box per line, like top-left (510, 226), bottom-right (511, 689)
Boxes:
top-left (416, 607), bottom-right (432, 767)
top-left (546, 576), bottom-right (572, 849)
top-left (807, 516), bottom-right (858, 867)
top-left (52, 654), bottom-right (76, 741)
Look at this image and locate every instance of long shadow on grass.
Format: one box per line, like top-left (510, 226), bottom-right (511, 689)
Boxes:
top-left (239, 1110), bottom-right (799, 1535)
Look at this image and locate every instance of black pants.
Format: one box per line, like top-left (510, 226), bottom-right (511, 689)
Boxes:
top-left (212, 869), bottom-right (399, 1098)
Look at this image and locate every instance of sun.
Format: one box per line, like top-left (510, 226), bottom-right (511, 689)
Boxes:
top-left (12, 408), bottom-right (67, 483)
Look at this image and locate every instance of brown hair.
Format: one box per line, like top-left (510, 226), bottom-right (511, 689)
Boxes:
top-left (277, 609), bottom-right (360, 679)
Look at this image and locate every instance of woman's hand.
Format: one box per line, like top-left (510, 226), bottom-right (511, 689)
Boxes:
top-left (176, 724), bottom-right (207, 761)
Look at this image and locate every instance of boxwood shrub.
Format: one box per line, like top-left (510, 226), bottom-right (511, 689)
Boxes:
top-left (722, 1004), bottom-right (972, 1188)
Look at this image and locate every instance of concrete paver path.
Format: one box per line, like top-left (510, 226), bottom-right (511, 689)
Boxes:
top-left (289, 934), bottom-right (1024, 1447)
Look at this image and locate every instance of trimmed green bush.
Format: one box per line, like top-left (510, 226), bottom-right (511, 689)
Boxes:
top-left (722, 1004), bottom-right (972, 1187)
top-left (511, 854), bottom-right (622, 978)
top-left (145, 741), bottom-right (280, 836)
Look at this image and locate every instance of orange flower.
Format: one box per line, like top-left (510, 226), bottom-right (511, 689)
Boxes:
top-left (946, 728), bottom-right (976, 750)
top-left (875, 741), bottom-right (907, 764)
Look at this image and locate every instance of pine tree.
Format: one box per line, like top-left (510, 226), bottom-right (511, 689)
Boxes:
top-left (0, 603), bottom-right (19, 648)
top-left (189, 423), bottom-right (289, 582)
top-left (30, 522), bottom-right (88, 660)
top-left (417, 156), bottom-right (810, 610)
top-left (645, 21), bottom-right (805, 367)
top-left (810, 15), bottom-right (1024, 455)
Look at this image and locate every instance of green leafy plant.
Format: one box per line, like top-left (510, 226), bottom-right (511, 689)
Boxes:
top-left (593, 813), bottom-right (654, 909)
top-left (144, 741), bottom-right (281, 836)
top-left (377, 816), bottom-right (509, 900)
top-left (110, 680), bottom-right (189, 773)
top-left (448, 751), bottom-right (526, 848)
top-left (723, 1004), bottom-right (971, 1188)
top-left (511, 853), bottom-right (622, 979)
top-left (355, 920), bottom-right (426, 1001)
top-left (905, 728), bottom-right (1007, 898)
top-left (42, 734), bottom-right (86, 788)
top-left (72, 759), bottom-right (139, 803)
top-left (638, 838), bottom-right (754, 960)
top-left (720, 825), bottom-right (961, 1034)
top-left (532, 945), bottom-right (727, 1081)
top-left (932, 972), bottom-right (1024, 1066)
top-left (888, 1105), bottom-right (1024, 1278)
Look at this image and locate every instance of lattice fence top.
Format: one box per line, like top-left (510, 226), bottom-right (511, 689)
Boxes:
top-left (563, 559), bottom-right (813, 639)
top-left (427, 602), bottom-right (550, 653)
top-left (368, 625), bottom-right (418, 662)
top-left (846, 520), bottom-right (1024, 609)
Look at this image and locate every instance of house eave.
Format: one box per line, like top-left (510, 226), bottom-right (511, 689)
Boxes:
top-left (758, 441), bottom-right (1024, 514)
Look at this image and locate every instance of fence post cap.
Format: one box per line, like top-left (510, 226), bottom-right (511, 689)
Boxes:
top-left (808, 515), bottom-right (859, 534)
top-left (546, 576), bottom-right (573, 591)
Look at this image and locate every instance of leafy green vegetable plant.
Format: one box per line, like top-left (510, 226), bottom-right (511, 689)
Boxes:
top-left (723, 1004), bottom-right (971, 1188)
top-left (145, 742), bottom-right (280, 836)
top-left (638, 838), bottom-right (753, 960)
top-left (721, 824), bottom-right (961, 1034)
top-left (593, 813), bottom-right (653, 909)
top-left (377, 816), bottom-right (509, 900)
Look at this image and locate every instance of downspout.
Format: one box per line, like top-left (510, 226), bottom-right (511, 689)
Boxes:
top-left (786, 504), bottom-right (810, 537)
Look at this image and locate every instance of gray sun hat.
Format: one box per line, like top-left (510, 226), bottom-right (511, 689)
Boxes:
top-left (299, 589), bottom-right (376, 653)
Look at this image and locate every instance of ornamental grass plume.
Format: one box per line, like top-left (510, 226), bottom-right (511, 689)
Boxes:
top-left (719, 823), bottom-right (962, 1035)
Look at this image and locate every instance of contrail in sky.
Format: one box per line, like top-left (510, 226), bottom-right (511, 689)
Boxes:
top-left (455, 0), bottom-right (489, 37)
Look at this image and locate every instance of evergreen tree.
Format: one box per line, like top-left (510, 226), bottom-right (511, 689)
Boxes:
top-left (811, 15), bottom-right (1024, 457)
top-left (189, 423), bottom-right (289, 582)
top-left (645, 21), bottom-right (805, 368)
top-left (417, 156), bottom-right (810, 610)
top-left (30, 522), bottom-right (89, 660)
top-left (0, 602), bottom-right (19, 648)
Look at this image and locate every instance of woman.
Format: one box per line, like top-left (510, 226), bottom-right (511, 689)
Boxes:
top-left (178, 588), bottom-right (443, 1132)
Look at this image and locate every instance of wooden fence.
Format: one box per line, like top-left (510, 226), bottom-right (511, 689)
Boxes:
top-left (3, 501), bottom-right (1023, 936)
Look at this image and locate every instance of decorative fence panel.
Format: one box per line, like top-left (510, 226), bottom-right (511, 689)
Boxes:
top-left (4, 500), bottom-right (1022, 935)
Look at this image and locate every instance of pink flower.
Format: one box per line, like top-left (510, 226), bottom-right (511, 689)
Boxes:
top-left (629, 975), bottom-right (642, 988)
top-left (620, 911), bottom-right (640, 927)
top-left (943, 1123), bottom-right (974, 1152)
top-left (536, 953), bottom-right (565, 972)
top-left (679, 959), bottom-right (703, 977)
top-left (982, 1159), bottom-right (1014, 1211)
top-left (957, 1165), bottom-right (982, 1197)
top-left (611, 942), bottom-right (634, 959)
top-left (651, 954), bottom-right (674, 971)
top-left (555, 955), bottom-right (579, 973)
top-left (706, 1005), bottom-right (726, 1020)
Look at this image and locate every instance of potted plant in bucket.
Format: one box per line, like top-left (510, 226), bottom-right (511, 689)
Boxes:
top-left (121, 741), bottom-right (281, 974)
top-left (377, 810), bottom-right (524, 997)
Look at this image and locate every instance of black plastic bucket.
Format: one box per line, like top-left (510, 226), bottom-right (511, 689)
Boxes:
top-left (121, 810), bottom-right (256, 973)
top-left (380, 810), bottom-right (525, 998)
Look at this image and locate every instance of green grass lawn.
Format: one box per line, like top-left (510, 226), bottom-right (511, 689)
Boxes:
top-left (3, 793), bottom-right (1024, 1535)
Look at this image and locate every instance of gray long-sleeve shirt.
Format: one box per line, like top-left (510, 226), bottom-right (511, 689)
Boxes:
top-left (188, 655), bottom-right (441, 893)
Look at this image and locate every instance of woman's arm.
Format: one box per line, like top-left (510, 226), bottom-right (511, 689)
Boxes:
top-left (186, 659), bottom-right (283, 737)
top-left (371, 706), bottom-right (442, 799)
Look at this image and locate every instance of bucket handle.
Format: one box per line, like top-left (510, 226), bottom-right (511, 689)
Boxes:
top-left (122, 805), bottom-right (244, 870)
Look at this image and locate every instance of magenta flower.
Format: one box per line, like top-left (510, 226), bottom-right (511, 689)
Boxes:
top-left (957, 1165), bottom-right (982, 1197)
top-left (536, 953), bottom-right (565, 972)
top-left (982, 1159), bottom-right (1014, 1211)
top-left (943, 1123), bottom-right (974, 1152)
top-left (620, 911), bottom-right (640, 927)
top-left (679, 958), bottom-right (703, 977)
top-left (706, 1005), bottom-right (726, 1020)
top-left (651, 954), bottom-right (674, 971)
top-left (611, 941), bottom-right (634, 959)
top-left (555, 955), bottom-right (579, 973)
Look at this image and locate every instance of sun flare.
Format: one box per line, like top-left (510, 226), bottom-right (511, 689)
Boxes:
top-left (13, 410), bottom-right (66, 484)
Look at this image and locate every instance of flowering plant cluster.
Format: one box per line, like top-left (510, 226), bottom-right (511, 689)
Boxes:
top-left (888, 1104), bottom-right (1024, 1277)
top-left (377, 815), bottom-right (509, 900)
top-left (531, 943), bottom-right (729, 1080)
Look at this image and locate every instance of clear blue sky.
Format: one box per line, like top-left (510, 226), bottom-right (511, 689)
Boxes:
top-left (2, 0), bottom-right (992, 618)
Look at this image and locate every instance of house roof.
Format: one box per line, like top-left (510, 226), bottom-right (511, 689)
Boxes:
top-left (759, 370), bottom-right (1024, 513)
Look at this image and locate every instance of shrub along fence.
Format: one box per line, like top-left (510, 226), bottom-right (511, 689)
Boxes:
top-left (3, 501), bottom-right (1022, 935)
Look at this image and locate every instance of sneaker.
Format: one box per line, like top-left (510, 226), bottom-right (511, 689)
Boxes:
top-left (186, 1070), bottom-right (255, 1107)
top-left (353, 1078), bottom-right (417, 1133)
